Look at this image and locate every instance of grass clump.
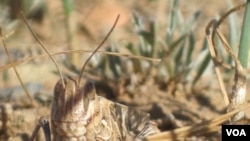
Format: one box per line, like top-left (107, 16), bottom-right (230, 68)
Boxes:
top-left (83, 0), bottom-right (212, 94)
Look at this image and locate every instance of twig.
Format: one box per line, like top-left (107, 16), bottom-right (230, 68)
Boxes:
top-left (205, 20), bottom-right (229, 107)
top-left (0, 49), bottom-right (161, 71)
top-left (0, 28), bottom-right (35, 106)
top-left (147, 103), bottom-right (250, 140)
top-left (206, 3), bottom-right (248, 122)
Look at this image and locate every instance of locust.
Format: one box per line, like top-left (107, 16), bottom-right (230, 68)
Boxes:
top-left (12, 14), bottom-right (160, 141)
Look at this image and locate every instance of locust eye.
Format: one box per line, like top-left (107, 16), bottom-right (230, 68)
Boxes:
top-left (83, 82), bottom-right (95, 100)
top-left (54, 79), bottom-right (66, 98)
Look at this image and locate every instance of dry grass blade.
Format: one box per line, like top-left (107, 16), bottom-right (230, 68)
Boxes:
top-left (211, 3), bottom-right (245, 70)
top-left (206, 20), bottom-right (229, 107)
top-left (215, 22), bottom-right (247, 122)
top-left (146, 103), bottom-right (250, 141)
top-left (215, 28), bottom-right (244, 72)
top-left (0, 30), bottom-right (15, 41)
top-left (214, 3), bottom-right (245, 30)
top-left (205, 3), bottom-right (247, 108)
top-left (0, 28), bottom-right (35, 106)
top-left (20, 11), bottom-right (65, 87)
top-left (0, 50), bottom-right (161, 71)
top-left (207, 3), bottom-right (247, 122)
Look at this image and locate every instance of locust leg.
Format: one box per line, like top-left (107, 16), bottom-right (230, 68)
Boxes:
top-left (1, 103), bottom-right (13, 140)
top-left (29, 116), bottom-right (51, 141)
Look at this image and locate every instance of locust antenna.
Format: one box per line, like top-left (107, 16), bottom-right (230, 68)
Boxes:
top-left (78, 14), bottom-right (120, 84)
top-left (20, 12), bottom-right (65, 88)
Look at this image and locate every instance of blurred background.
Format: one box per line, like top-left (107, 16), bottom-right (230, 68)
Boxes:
top-left (0, 0), bottom-right (249, 140)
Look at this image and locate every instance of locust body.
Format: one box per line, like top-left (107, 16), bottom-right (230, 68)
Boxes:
top-left (51, 77), bottom-right (160, 141)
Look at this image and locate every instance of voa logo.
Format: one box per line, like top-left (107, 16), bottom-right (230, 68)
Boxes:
top-left (226, 129), bottom-right (246, 136)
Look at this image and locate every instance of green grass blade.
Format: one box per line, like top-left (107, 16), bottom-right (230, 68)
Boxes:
top-left (192, 40), bottom-right (210, 85)
top-left (181, 11), bottom-right (200, 33)
top-left (238, 1), bottom-right (250, 68)
top-left (169, 33), bottom-right (188, 50)
top-left (166, 0), bottom-right (179, 43)
top-left (185, 33), bottom-right (195, 65)
top-left (107, 45), bottom-right (122, 78)
top-left (62, 0), bottom-right (73, 15)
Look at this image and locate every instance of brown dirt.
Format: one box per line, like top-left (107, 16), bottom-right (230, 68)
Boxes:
top-left (0, 0), bottom-right (249, 141)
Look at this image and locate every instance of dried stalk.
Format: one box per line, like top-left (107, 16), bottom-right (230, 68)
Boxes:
top-left (0, 50), bottom-right (161, 71)
top-left (206, 3), bottom-right (247, 122)
top-left (0, 28), bottom-right (35, 106)
top-left (205, 20), bottom-right (229, 107)
top-left (147, 103), bottom-right (250, 140)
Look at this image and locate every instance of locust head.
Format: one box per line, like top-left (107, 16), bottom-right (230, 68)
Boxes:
top-left (51, 77), bottom-right (96, 122)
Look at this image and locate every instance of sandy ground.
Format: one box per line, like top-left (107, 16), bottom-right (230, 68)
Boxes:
top-left (0, 0), bottom-right (249, 140)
